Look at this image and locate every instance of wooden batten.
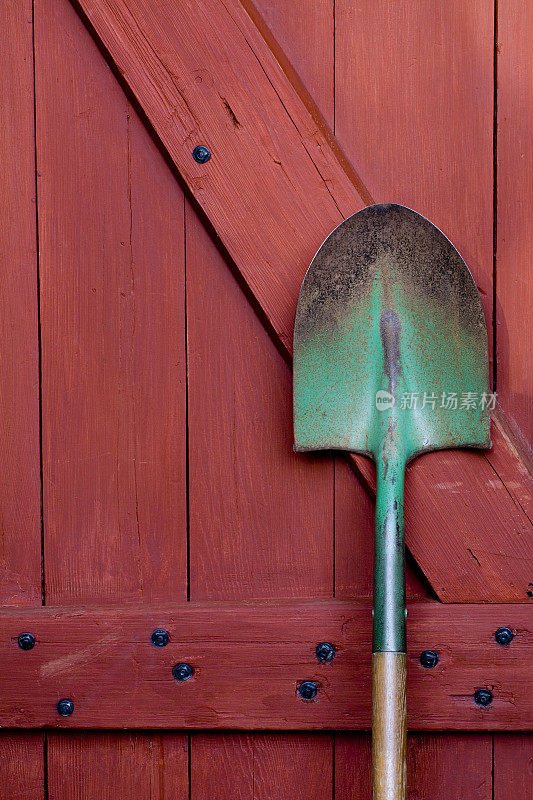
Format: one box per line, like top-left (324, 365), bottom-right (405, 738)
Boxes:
top-left (1, 601), bottom-right (531, 730)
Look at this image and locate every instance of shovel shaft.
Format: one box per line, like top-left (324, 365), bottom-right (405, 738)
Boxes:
top-left (372, 450), bottom-right (407, 799)
top-left (372, 652), bottom-right (407, 800)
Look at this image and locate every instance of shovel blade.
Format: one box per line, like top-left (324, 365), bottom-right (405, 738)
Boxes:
top-left (293, 204), bottom-right (490, 461)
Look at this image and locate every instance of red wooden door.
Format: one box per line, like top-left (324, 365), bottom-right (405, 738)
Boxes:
top-left (1, 1), bottom-right (531, 797)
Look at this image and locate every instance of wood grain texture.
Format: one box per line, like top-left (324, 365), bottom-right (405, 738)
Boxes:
top-left (494, 734), bottom-right (533, 799)
top-left (0, 600), bottom-right (530, 730)
top-left (371, 653), bottom-right (407, 800)
top-left (253, 0), bottom-right (334, 126)
top-left (0, 0), bottom-right (42, 606)
top-left (34, 2), bottom-right (188, 798)
top-left (0, 4), bottom-right (44, 793)
top-left (192, 733), bottom-right (332, 800)
top-left (186, 197), bottom-right (333, 794)
top-left (47, 732), bottom-right (188, 800)
top-left (36, 0), bottom-right (187, 604)
top-left (497, 1), bottom-right (533, 448)
top-left (336, 732), bottom-right (492, 799)
top-left (69, 0), bottom-right (533, 602)
top-left (75, 0), bottom-right (363, 350)
top-left (186, 204), bottom-right (334, 601)
top-left (0, 732), bottom-right (45, 800)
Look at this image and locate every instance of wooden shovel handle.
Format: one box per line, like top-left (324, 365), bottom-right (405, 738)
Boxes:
top-left (372, 651), bottom-right (407, 800)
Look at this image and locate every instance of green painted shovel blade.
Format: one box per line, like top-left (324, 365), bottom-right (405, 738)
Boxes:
top-left (294, 203), bottom-right (490, 461)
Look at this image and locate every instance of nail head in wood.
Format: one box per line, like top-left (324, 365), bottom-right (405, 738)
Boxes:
top-left (419, 649), bottom-right (439, 668)
top-left (315, 642), bottom-right (336, 662)
top-left (494, 627), bottom-right (513, 646)
top-left (172, 662), bottom-right (194, 681)
top-left (151, 628), bottom-right (170, 647)
top-left (17, 633), bottom-right (35, 650)
top-left (56, 698), bottom-right (74, 716)
top-left (298, 681), bottom-right (318, 700)
top-left (192, 145), bottom-right (211, 164)
top-left (474, 688), bottom-right (493, 707)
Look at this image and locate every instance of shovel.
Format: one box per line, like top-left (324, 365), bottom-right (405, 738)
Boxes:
top-left (293, 204), bottom-right (490, 800)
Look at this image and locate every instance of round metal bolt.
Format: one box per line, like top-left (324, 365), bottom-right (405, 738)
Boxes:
top-left (298, 681), bottom-right (318, 700)
top-left (17, 632), bottom-right (36, 651)
top-left (315, 642), bottom-right (336, 663)
top-left (172, 662), bottom-right (194, 681)
top-left (56, 698), bottom-right (74, 717)
top-left (192, 145), bottom-right (211, 164)
top-left (474, 688), bottom-right (493, 707)
top-left (151, 628), bottom-right (170, 647)
top-left (495, 627), bottom-right (513, 646)
top-left (419, 649), bottom-right (439, 668)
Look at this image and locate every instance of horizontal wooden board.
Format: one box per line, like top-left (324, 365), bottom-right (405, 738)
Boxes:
top-left (72, 0), bottom-right (533, 603)
top-left (0, 600), bottom-right (530, 730)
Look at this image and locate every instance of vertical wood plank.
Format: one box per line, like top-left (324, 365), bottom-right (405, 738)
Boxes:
top-left (0, 3), bottom-right (44, 794)
top-left (0, 0), bottom-right (42, 606)
top-left (0, 732), bottom-right (45, 800)
top-left (48, 732), bottom-right (188, 800)
top-left (253, 0), bottom-right (334, 126)
top-left (186, 205), bottom-right (334, 601)
top-left (36, 0), bottom-right (187, 606)
top-left (497, 1), bottom-right (533, 445)
top-left (35, 0), bottom-right (188, 796)
top-left (335, 733), bottom-right (492, 799)
top-left (494, 734), bottom-right (533, 799)
top-left (192, 733), bottom-right (332, 800)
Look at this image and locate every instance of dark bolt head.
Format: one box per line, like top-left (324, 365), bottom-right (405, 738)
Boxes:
top-left (495, 627), bottom-right (513, 646)
top-left (192, 145), bottom-right (211, 164)
top-left (56, 698), bottom-right (74, 717)
top-left (17, 632), bottom-right (36, 650)
top-left (419, 649), bottom-right (439, 668)
top-left (172, 662), bottom-right (194, 681)
top-left (474, 688), bottom-right (493, 707)
top-left (298, 681), bottom-right (318, 700)
top-left (151, 628), bottom-right (170, 647)
top-left (315, 642), bottom-right (336, 662)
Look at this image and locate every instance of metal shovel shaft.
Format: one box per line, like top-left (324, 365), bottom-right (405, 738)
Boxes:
top-left (372, 447), bottom-right (407, 799)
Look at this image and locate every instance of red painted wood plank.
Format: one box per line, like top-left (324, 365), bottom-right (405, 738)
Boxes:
top-left (35, 0), bottom-right (187, 604)
top-left (34, 2), bottom-right (188, 798)
top-left (186, 197), bottom-right (334, 791)
top-left (0, 733), bottom-right (45, 800)
top-left (0, 4), bottom-right (45, 794)
top-left (70, 0), bottom-right (532, 602)
top-left (253, 0), bottom-right (334, 127)
top-left (497, 1), bottom-right (533, 448)
top-left (0, 601), bottom-right (530, 730)
top-left (192, 734), bottom-right (332, 800)
top-left (47, 732), bottom-right (188, 800)
top-left (335, 733), bottom-right (492, 799)
top-left (186, 204), bottom-right (334, 600)
top-left (0, 0), bottom-right (42, 606)
top-left (494, 734), bottom-right (533, 799)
